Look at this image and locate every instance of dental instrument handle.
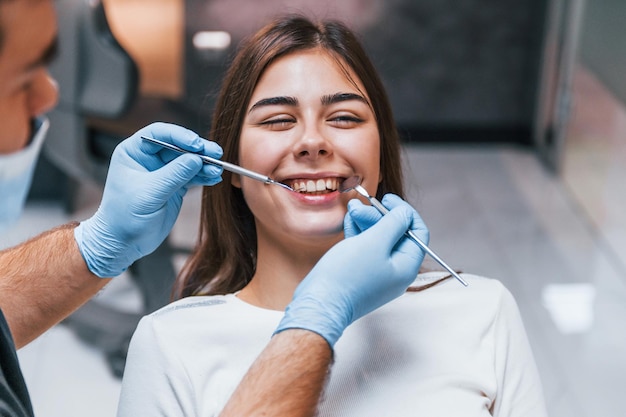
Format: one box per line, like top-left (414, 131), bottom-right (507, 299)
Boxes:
top-left (141, 136), bottom-right (292, 190)
top-left (354, 185), bottom-right (468, 287)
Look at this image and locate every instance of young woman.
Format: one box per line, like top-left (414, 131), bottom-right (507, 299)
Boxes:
top-left (117, 15), bottom-right (547, 417)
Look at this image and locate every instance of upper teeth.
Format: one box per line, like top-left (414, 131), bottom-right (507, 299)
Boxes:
top-left (291, 178), bottom-right (339, 193)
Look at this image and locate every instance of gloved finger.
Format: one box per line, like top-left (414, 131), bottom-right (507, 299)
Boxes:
top-left (358, 202), bottom-right (415, 253)
top-left (144, 141), bottom-right (225, 169)
top-left (145, 122), bottom-right (223, 159)
top-left (186, 166), bottom-right (223, 187)
top-left (197, 139), bottom-right (224, 159)
top-left (132, 123), bottom-right (223, 169)
top-left (344, 199), bottom-right (382, 237)
top-left (344, 199), bottom-right (365, 238)
top-left (381, 194), bottom-right (429, 245)
top-left (141, 122), bottom-right (204, 153)
top-left (379, 195), bottom-right (429, 276)
top-left (141, 154), bottom-right (206, 204)
top-left (343, 211), bottom-right (359, 239)
top-left (120, 126), bottom-right (221, 174)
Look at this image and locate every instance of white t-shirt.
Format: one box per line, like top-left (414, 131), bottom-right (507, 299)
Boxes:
top-left (117, 273), bottom-right (547, 417)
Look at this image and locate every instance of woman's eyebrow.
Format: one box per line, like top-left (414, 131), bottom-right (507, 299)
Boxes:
top-left (249, 96), bottom-right (298, 113)
top-left (321, 92), bottom-right (368, 106)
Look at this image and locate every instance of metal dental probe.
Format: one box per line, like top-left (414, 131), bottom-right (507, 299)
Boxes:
top-left (339, 176), bottom-right (468, 287)
top-left (141, 136), bottom-right (293, 191)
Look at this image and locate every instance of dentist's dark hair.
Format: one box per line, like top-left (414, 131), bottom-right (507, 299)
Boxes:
top-left (173, 14), bottom-right (404, 299)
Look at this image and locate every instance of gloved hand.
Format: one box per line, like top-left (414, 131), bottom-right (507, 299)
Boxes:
top-left (74, 122), bottom-right (223, 278)
top-left (275, 194), bottom-right (429, 347)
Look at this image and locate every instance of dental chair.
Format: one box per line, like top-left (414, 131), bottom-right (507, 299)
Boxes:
top-left (45, 0), bottom-right (137, 184)
top-left (44, 0), bottom-right (179, 378)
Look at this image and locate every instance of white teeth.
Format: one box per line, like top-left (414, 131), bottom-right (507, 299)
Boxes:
top-left (291, 177), bottom-right (339, 193)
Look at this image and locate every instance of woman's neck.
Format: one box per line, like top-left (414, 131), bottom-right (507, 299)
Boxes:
top-left (237, 232), bottom-right (341, 310)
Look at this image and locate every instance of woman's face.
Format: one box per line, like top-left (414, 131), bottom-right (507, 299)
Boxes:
top-left (235, 49), bottom-right (381, 247)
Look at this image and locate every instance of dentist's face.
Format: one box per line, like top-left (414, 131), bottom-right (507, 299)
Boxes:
top-left (235, 49), bottom-right (381, 247)
top-left (0, 0), bottom-right (58, 154)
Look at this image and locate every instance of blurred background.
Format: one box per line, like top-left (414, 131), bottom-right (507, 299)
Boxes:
top-left (1, 0), bottom-right (624, 415)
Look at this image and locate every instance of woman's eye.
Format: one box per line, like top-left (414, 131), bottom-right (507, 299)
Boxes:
top-left (328, 115), bottom-right (364, 127)
top-left (259, 118), bottom-right (296, 130)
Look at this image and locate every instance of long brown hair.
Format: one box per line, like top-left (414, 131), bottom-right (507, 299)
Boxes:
top-left (173, 15), bottom-right (404, 299)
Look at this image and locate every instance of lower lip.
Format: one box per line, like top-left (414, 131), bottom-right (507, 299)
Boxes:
top-left (289, 189), bottom-right (342, 205)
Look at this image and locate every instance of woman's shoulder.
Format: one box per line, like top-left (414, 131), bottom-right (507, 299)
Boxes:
top-left (132, 294), bottom-right (244, 342)
top-left (141, 292), bottom-right (283, 329)
top-left (408, 271), bottom-right (518, 313)
top-left (132, 293), bottom-right (280, 350)
top-left (141, 293), bottom-right (238, 327)
top-left (351, 271), bottom-right (526, 350)
top-left (152, 294), bottom-right (232, 315)
top-left (413, 271), bottom-right (508, 292)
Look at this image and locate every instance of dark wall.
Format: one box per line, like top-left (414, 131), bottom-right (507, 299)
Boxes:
top-left (184, 0), bottom-right (548, 143)
top-left (579, 0), bottom-right (626, 106)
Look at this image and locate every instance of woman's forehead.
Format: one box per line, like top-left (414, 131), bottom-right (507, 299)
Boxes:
top-left (250, 49), bottom-right (369, 105)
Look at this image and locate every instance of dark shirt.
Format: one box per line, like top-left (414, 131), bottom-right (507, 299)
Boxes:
top-left (0, 309), bottom-right (33, 417)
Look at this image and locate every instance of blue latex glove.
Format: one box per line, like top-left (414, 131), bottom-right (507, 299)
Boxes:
top-left (275, 194), bottom-right (429, 347)
top-left (74, 122), bottom-right (223, 278)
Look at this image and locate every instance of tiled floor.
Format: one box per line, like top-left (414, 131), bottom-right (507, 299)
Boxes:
top-left (3, 65), bottom-right (625, 416)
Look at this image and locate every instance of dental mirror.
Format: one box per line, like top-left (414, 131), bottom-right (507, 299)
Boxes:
top-left (340, 176), bottom-right (468, 287)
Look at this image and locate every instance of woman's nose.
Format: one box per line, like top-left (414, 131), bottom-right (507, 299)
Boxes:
top-left (293, 126), bottom-right (333, 160)
top-left (28, 71), bottom-right (59, 117)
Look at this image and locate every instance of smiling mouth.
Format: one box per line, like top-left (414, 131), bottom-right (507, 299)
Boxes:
top-left (287, 177), bottom-right (341, 194)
